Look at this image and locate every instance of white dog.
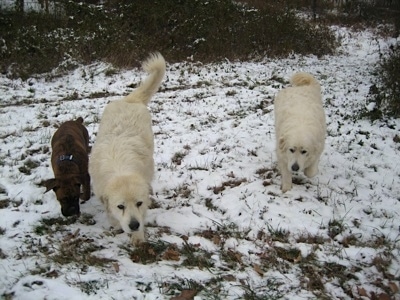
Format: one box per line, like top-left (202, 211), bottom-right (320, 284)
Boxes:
top-left (89, 53), bottom-right (165, 245)
top-left (274, 72), bottom-right (326, 193)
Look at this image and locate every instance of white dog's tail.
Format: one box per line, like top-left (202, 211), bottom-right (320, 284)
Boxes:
top-left (124, 52), bottom-right (166, 105)
top-left (290, 72), bottom-right (320, 87)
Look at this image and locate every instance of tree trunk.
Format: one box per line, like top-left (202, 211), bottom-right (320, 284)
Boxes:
top-left (16, 0), bottom-right (24, 13)
top-left (312, 0), bottom-right (317, 21)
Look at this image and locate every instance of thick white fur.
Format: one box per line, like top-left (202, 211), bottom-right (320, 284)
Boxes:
top-left (274, 72), bottom-right (326, 193)
top-left (89, 53), bottom-right (165, 245)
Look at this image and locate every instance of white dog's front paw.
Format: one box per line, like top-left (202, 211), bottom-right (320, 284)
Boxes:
top-left (304, 165), bottom-right (318, 178)
top-left (130, 230), bottom-right (145, 246)
top-left (280, 170), bottom-right (292, 193)
top-left (281, 183), bottom-right (292, 193)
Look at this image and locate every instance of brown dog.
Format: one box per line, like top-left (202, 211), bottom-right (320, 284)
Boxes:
top-left (45, 117), bottom-right (91, 216)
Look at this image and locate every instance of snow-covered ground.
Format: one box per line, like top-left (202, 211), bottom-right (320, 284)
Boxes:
top-left (0, 27), bottom-right (399, 299)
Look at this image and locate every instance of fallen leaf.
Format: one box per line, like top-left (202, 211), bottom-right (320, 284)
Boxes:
top-left (378, 293), bottom-right (391, 300)
top-left (253, 264), bottom-right (264, 276)
top-left (170, 289), bottom-right (197, 300)
top-left (45, 270), bottom-right (59, 278)
top-left (389, 281), bottom-right (399, 293)
top-left (222, 274), bottom-right (236, 282)
top-left (227, 250), bottom-right (242, 263)
top-left (113, 262), bottom-right (120, 273)
top-left (356, 286), bottom-right (368, 297)
top-left (163, 248), bottom-right (180, 261)
top-left (212, 235), bottom-right (221, 246)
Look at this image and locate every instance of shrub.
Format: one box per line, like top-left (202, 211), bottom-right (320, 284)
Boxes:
top-left (364, 44), bottom-right (400, 120)
top-left (1, 0), bottom-right (337, 78)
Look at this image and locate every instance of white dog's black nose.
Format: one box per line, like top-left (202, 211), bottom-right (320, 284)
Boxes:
top-left (129, 220), bottom-right (140, 231)
top-left (291, 163), bottom-right (299, 172)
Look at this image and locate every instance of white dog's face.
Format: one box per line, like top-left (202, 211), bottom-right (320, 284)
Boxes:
top-left (108, 195), bottom-right (148, 234)
top-left (280, 137), bottom-right (314, 173)
top-left (105, 176), bottom-right (150, 234)
top-left (285, 145), bottom-right (311, 172)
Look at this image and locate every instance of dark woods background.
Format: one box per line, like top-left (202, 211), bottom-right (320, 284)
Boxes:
top-left (0, 0), bottom-right (399, 118)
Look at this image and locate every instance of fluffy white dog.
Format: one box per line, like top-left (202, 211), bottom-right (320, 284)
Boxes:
top-left (89, 53), bottom-right (165, 245)
top-left (274, 72), bottom-right (326, 193)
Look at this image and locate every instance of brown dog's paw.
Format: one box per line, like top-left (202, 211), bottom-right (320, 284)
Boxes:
top-left (80, 192), bottom-right (91, 202)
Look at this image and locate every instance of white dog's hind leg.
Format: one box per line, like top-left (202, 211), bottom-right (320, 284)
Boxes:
top-left (304, 160), bottom-right (319, 178)
top-left (130, 228), bottom-right (145, 245)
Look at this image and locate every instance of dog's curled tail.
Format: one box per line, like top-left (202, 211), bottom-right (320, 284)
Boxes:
top-left (124, 52), bottom-right (166, 105)
top-left (290, 72), bottom-right (320, 87)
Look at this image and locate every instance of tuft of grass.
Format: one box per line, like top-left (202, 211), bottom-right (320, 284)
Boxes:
top-left (34, 214), bottom-right (95, 236)
top-left (171, 151), bottom-right (188, 165)
top-left (0, 199), bottom-right (11, 209)
top-left (239, 278), bottom-right (284, 300)
top-left (87, 91), bottom-right (112, 99)
top-left (300, 264), bottom-right (325, 293)
top-left (393, 135), bottom-right (400, 143)
top-left (164, 279), bottom-right (203, 298)
top-left (34, 216), bottom-right (78, 235)
top-left (172, 184), bottom-right (192, 199)
top-left (267, 224), bottom-right (290, 243)
top-left (256, 167), bottom-right (277, 186)
top-left (220, 249), bottom-right (243, 270)
top-left (296, 232), bottom-right (329, 245)
top-left (18, 159), bottom-right (40, 175)
top-left (211, 177), bottom-right (247, 194)
top-left (204, 198), bottom-right (218, 211)
top-left (78, 279), bottom-right (109, 295)
top-left (274, 247), bottom-right (301, 263)
top-left (181, 237), bottom-right (214, 269)
top-left (327, 219), bottom-right (346, 239)
top-left (51, 235), bottom-right (114, 267)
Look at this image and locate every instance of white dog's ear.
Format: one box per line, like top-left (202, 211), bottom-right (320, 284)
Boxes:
top-left (100, 195), bottom-right (109, 208)
top-left (279, 137), bottom-right (286, 150)
top-left (148, 184), bottom-right (154, 195)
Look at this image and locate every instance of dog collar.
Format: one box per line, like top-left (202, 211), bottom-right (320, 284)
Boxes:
top-left (57, 155), bottom-right (79, 165)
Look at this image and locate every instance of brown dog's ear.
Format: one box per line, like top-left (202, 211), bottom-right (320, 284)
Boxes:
top-left (44, 178), bottom-right (58, 193)
top-left (279, 137), bottom-right (286, 151)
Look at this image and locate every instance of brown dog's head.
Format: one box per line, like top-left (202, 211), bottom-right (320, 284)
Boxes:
top-left (44, 176), bottom-right (82, 217)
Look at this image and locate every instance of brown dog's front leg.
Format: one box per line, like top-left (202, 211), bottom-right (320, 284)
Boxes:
top-left (81, 173), bottom-right (91, 201)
